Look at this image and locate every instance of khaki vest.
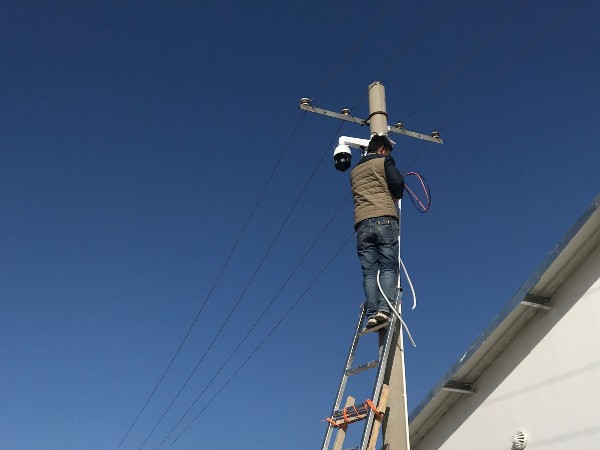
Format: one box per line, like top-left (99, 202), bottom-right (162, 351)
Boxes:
top-left (350, 157), bottom-right (398, 227)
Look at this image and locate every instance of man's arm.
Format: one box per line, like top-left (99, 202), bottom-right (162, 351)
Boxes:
top-left (384, 156), bottom-right (404, 199)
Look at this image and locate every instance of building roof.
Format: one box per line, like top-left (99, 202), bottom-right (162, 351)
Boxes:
top-left (409, 193), bottom-right (600, 446)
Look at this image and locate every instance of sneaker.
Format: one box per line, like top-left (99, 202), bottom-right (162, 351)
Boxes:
top-left (374, 311), bottom-right (391, 322)
top-left (365, 317), bottom-right (378, 328)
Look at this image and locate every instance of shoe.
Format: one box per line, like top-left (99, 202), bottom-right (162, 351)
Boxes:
top-left (374, 311), bottom-right (390, 322)
top-left (365, 317), bottom-right (378, 328)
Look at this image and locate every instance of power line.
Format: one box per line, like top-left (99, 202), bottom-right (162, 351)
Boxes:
top-left (165, 231), bottom-right (356, 449)
top-left (312, 0), bottom-right (400, 102)
top-left (116, 111), bottom-right (307, 449)
top-left (402, 140), bottom-right (430, 172)
top-left (403, 0), bottom-right (582, 170)
top-left (350, 0), bottom-right (456, 112)
top-left (154, 192), bottom-right (353, 449)
top-left (440, 0), bottom-right (584, 131)
top-left (134, 120), bottom-right (346, 449)
top-left (402, 0), bottom-right (529, 123)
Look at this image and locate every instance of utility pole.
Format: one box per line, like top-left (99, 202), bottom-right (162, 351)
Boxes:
top-left (300, 81), bottom-right (441, 450)
top-left (365, 81), bottom-right (410, 450)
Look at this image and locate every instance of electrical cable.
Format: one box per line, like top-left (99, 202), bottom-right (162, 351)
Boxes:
top-left (376, 269), bottom-right (416, 347)
top-left (153, 193), bottom-right (353, 449)
top-left (400, 258), bottom-right (417, 311)
top-left (349, 0), bottom-right (456, 112)
top-left (399, 0), bottom-right (580, 172)
top-left (439, 0), bottom-right (584, 132)
top-left (116, 111), bottom-right (307, 449)
top-left (312, 0), bottom-right (400, 103)
top-left (402, 140), bottom-right (430, 172)
top-left (403, 171), bottom-right (431, 213)
top-left (402, 0), bottom-right (529, 124)
top-left (134, 121), bottom-right (347, 449)
top-left (360, 0), bottom-right (527, 170)
top-left (164, 232), bottom-right (356, 449)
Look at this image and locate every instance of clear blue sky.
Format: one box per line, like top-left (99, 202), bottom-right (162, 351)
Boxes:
top-left (1, 1), bottom-right (598, 449)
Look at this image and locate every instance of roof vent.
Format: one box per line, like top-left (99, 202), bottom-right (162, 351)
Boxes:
top-left (512, 430), bottom-right (529, 449)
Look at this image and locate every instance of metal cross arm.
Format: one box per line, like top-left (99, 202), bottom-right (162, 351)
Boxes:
top-left (299, 98), bottom-right (443, 145)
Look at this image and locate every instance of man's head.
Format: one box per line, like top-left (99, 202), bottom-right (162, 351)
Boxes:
top-left (367, 134), bottom-right (394, 155)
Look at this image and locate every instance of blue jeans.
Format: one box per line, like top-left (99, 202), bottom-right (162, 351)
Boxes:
top-left (356, 216), bottom-right (399, 318)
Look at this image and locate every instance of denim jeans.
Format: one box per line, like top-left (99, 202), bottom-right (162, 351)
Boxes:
top-left (356, 216), bottom-right (399, 318)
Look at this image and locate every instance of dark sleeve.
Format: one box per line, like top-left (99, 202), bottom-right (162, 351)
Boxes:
top-left (384, 156), bottom-right (404, 199)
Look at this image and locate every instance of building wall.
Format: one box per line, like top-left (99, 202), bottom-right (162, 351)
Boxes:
top-left (414, 242), bottom-right (600, 450)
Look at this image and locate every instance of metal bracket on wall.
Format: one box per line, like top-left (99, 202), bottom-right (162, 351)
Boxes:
top-left (521, 295), bottom-right (552, 310)
top-left (443, 380), bottom-right (474, 394)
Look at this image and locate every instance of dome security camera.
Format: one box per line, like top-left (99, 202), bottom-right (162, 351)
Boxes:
top-left (333, 144), bottom-right (352, 172)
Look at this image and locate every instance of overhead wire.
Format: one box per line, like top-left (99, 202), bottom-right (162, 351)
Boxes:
top-left (349, 0), bottom-right (456, 112)
top-left (164, 231), bottom-right (357, 449)
top-left (402, 140), bottom-right (430, 172)
top-left (398, 0), bottom-right (527, 171)
top-left (312, 0), bottom-right (400, 103)
top-left (116, 111), bottom-right (307, 449)
top-left (154, 191), bottom-right (353, 449)
top-left (134, 120), bottom-right (347, 449)
top-left (401, 0), bottom-right (529, 124)
top-left (402, 0), bottom-right (582, 170)
top-left (439, 0), bottom-right (584, 132)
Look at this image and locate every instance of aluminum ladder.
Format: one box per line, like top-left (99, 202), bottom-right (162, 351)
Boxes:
top-left (320, 290), bottom-right (401, 450)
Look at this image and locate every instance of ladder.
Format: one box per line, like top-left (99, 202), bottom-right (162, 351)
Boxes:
top-left (320, 290), bottom-right (402, 450)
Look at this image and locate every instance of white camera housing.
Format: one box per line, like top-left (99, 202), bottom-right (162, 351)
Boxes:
top-left (333, 136), bottom-right (370, 172)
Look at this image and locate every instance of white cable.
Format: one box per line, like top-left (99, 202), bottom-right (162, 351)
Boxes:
top-left (377, 270), bottom-right (417, 347)
top-left (400, 258), bottom-right (417, 310)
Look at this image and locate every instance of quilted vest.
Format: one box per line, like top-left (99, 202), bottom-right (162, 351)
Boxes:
top-left (350, 156), bottom-right (398, 227)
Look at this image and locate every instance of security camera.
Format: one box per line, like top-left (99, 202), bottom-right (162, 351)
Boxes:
top-left (333, 136), bottom-right (370, 172)
top-left (334, 145), bottom-right (352, 172)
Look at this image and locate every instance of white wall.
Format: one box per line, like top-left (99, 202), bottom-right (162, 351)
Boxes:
top-left (414, 243), bottom-right (600, 450)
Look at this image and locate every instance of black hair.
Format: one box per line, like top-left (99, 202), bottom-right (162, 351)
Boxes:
top-left (367, 135), bottom-right (393, 153)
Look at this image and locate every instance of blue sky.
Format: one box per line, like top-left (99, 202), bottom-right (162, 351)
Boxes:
top-left (1, 1), bottom-right (599, 449)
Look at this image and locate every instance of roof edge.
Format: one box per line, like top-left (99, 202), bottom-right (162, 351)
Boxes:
top-left (409, 193), bottom-right (600, 424)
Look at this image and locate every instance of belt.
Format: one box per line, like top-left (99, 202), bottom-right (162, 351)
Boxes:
top-left (356, 216), bottom-right (397, 229)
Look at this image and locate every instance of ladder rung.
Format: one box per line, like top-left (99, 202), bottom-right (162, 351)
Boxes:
top-left (358, 321), bottom-right (389, 335)
top-left (331, 405), bottom-right (370, 424)
top-left (346, 359), bottom-right (379, 376)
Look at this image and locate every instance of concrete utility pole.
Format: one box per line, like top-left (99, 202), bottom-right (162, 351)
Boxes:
top-left (365, 81), bottom-right (410, 450)
top-left (300, 81), bottom-right (441, 450)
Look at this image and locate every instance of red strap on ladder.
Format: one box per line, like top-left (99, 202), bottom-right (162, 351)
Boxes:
top-left (324, 399), bottom-right (384, 429)
top-left (365, 399), bottom-right (384, 421)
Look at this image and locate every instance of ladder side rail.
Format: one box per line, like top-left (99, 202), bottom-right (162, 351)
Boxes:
top-left (360, 196), bottom-right (403, 449)
top-left (321, 307), bottom-right (367, 450)
top-left (357, 293), bottom-right (402, 450)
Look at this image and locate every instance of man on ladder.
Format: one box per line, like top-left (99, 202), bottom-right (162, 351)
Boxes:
top-left (350, 134), bottom-right (405, 329)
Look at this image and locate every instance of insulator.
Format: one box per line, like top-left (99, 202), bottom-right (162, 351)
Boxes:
top-left (300, 98), bottom-right (311, 106)
top-left (395, 122), bottom-right (404, 129)
top-left (341, 108), bottom-right (350, 115)
top-left (431, 130), bottom-right (441, 139)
